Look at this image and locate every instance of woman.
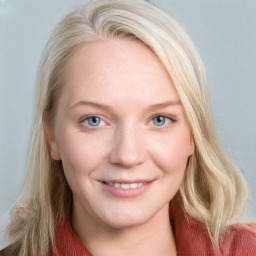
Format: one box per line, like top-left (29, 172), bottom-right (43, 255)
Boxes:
top-left (1, 0), bottom-right (255, 255)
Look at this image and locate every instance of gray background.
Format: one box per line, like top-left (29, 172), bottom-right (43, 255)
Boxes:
top-left (0, 0), bottom-right (255, 248)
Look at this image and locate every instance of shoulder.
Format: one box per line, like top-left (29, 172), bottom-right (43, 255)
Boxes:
top-left (219, 222), bottom-right (256, 254)
top-left (173, 206), bottom-right (256, 255)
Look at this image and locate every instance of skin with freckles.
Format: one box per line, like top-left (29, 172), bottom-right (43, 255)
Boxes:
top-left (44, 38), bottom-right (194, 256)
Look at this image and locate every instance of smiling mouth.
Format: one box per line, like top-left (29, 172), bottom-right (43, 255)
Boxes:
top-left (100, 179), bottom-right (154, 198)
top-left (103, 181), bottom-right (146, 189)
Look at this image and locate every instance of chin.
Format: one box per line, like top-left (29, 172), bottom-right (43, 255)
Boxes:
top-left (99, 211), bottom-right (150, 230)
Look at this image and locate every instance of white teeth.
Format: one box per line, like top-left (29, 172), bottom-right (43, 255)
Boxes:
top-left (121, 183), bottom-right (130, 189)
top-left (130, 183), bottom-right (143, 188)
top-left (106, 182), bottom-right (145, 189)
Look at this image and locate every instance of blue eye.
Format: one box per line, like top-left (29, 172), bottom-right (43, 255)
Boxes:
top-left (84, 116), bottom-right (102, 127)
top-left (152, 115), bottom-right (170, 126)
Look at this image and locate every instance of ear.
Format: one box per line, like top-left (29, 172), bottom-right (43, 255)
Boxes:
top-left (43, 112), bottom-right (61, 160)
top-left (189, 135), bottom-right (195, 157)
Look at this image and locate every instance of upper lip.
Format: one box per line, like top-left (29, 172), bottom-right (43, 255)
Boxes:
top-left (100, 179), bottom-right (155, 184)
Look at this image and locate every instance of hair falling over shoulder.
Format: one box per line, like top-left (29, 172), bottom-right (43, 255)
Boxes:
top-left (3, 0), bottom-right (248, 255)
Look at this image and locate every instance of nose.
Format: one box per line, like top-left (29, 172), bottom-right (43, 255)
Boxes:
top-left (109, 124), bottom-right (146, 168)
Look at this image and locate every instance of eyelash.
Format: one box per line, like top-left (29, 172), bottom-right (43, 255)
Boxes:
top-left (79, 113), bottom-right (176, 128)
top-left (150, 114), bottom-right (176, 127)
top-left (151, 114), bottom-right (176, 122)
top-left (80, 115), bottom-right (106, 127)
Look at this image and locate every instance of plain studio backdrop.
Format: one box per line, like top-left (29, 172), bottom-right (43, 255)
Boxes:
top-left (0, 0), bottom-right (255, 248)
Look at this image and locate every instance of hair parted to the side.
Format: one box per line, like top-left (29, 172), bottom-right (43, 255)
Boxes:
top-left (5, 0), bottom-right (248, 255)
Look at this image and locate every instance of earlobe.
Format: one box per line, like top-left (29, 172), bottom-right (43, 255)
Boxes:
top-left (189, 136), bottom-right (195, 157)
top-left (42, 113), bottom-right (61, 161)
top-left (49, 142), bottom-right (61, 160)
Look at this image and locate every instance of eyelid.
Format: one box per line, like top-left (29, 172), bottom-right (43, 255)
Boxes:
top-left (79, 114), bottom-right (104, 122)
top-left (148, 113), bottom-right (177, 128)
top-left (78, 113), bottom-right (177, 127)
top-left (79, 114), bottom-right (108, 127)
top-left (150, 113), bottom-right (177, 122)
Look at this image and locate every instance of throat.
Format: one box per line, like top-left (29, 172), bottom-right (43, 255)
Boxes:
top-left (72, 213), bottom-right (177, 256)
top-left (86, 224), bottom-right (177, 256)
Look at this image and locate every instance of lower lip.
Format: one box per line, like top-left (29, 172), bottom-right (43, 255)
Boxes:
top-left (100, 182), bottom-right (153, 198)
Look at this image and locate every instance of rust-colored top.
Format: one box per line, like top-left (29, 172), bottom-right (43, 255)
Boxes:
top-left (53, 207), bottom-right (256, 256)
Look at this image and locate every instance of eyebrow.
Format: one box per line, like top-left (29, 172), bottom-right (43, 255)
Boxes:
top-left (69, 100), bottom-right (181, 111)
top-left (147, 100), bottom-right (181, 111)
top-left (70, 101), bottom-right (112, 110)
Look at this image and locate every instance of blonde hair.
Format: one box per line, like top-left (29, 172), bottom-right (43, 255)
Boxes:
top-left (5, 0), bottom-right (248, 255)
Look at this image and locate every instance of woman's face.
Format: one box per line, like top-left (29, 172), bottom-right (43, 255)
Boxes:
top-left (46, 38), bottom-right (194, 229)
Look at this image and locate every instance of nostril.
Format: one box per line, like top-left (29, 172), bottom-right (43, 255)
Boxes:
top-left (109, 129), bottom-right (146, 167)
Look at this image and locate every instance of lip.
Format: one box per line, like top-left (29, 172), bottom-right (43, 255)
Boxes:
top-left (102, 179), bottom-right (153, 184)
top-left (99, 179), bottom-right (154, 198)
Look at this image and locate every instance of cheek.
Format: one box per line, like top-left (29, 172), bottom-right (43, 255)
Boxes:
top-left (55, 129), bottom-right (107, 182)
top-left (149, 129), bottom-right (193, 174)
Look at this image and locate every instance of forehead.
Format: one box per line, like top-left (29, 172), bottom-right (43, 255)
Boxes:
top-left (60, 38), bottom-right (180, 108)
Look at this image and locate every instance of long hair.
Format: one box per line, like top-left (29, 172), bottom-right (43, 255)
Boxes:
top-left (5, 0), bottom-right (248, 255)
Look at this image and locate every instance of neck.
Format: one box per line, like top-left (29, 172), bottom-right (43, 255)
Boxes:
top-left (71, 204), bottom-right (177, 256)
